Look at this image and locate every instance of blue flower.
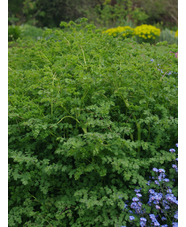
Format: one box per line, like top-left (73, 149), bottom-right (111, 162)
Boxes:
top-left (164, 205), bottom-right (170, 210)
top-left (150, 59), bottom-right (154, 62)
top-left (165, 194), bottom-right (178, 205)
top-left (136, 193), bottom-right (142, 198)
top-left (167, 71), bottom-right (173, 75)
top-left (149, 214), bottom-right (156, 220)
top-left (169, 148), bottom-right (176, 153)
top-left (149, 195), bottom-right (155, 203)
top-left (155, 180), bottom-right (160, 185)
top-left (140, 217), bottom-right (147, 227)
top-left (159, 172), bottom-right (166, 178)
top-left (153, 220), bottom-right (160, 226)
top-left (131, 202), bottom-right (138, 209)
top-left (132, 197), bottom-right (139, 202)
top-left (153, 168), bottom-right (159, 172)
top-left (158, 173), bottom-right (165, 181)
top-left (163, 178), bottom-right (170, 182)
top-left (153, 200), bottom-right (159, 205)
top-left (172, 164), bottom-right (178, 172)
top-left (149, 189), bottom-right (155, 194)
top-left (129, 216), bottom-right (135, 221)
top-left (155, 205), bottom-right (161, 209)
top-left (140, 217), bottom-right (147, 222)
top-left (123, 144), bottom-right (178, 227)
top-left (159, 169), bottom-right (165, 173)
top-left (176, 143), bottom-right (178, 147)
top-left (149, 215), bottom-right (160, 226)
top-left (172, 222), bottom-right (178, 227)
top-left (155, 193), bottom-right (163, 201)
top-left (167, 189), bottom-right (172, 193)
top-left (123, 204), bottom-right (128, 210)
top-left (174, 211), bottom-right (178, 219)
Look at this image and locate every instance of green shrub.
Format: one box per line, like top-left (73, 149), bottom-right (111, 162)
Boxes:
top-left (130, 7), bottom-right (149, 25)
top-left (160, 28), bottom-right (178, 44)
top-left (9, 21), bottom-right (178, 226)
top-left (20, 24), bottom-right (44, 40)
top-left (8, 25), bottom-right (21, 41)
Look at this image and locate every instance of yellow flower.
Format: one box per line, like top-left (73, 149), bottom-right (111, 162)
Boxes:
top-left (134, 24), bottom-right (160, 42)
top-left (103, 26), bottom-right (134, 38)
top-left (175, 30), bottom-right (178, 38)
top-left (103, 24), bottom-right (161, 43)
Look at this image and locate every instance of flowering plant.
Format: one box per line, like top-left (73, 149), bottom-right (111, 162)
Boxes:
top-left (175, 30), bottom-right (178, 38)
top-left (134, 24), bottom-right (161, 43)
top-left (121, 144), bottom-right (178, 227)
top-left (103, 26), bottom-right (134, 38)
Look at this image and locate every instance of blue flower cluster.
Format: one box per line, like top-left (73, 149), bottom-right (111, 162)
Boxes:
top-left (121, 143), bottom-right (178, 226)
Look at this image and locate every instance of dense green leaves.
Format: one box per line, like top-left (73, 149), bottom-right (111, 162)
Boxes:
top-left (9, 22), bottom-right (177, 226)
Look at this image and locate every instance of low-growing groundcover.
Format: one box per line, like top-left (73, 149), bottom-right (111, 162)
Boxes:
top-left (122, 145), bottom-right (178, 227)
top-left (8, 21), bottom-right (178, 226)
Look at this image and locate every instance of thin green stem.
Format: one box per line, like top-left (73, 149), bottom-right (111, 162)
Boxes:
top-left (57, 115), bottom-right (80, 125)
top-left (80, 46), bottom-right (87, 65)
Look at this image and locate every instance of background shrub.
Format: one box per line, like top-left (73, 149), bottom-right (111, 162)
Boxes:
top-left (159, 28), bottom-right (178, 44)
top-left (20, 24), bottom-right (44, 40)
top-left (9, 21), bottom-right (178, 226)
top-left (8, 26), bottom-right (21, 41)
top-left (8, 0), bottom-right (177, 28)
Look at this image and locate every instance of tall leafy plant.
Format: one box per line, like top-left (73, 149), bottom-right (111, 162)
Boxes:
top-left (9, 21), bottom-right (177, 226)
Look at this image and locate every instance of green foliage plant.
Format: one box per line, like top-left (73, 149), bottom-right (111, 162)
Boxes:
top-left (137, 0), bottom-right (178, 28)
top-left (20, 24), bottom-right (44, 41)
top-left (9, 20), bottom-right (177, 226)
top-left (159, 28), bottom-right (178, 44)
top-left (8, 26), bottom-right (21, 41)
top-left (92, 0), bottom-right (134, 28)
top-left (130, 7), bottom-right (149, 25)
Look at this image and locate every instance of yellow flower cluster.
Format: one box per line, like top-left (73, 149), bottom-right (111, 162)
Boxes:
top-left (134, 24), bottom-right (160, 40)
top-left (103, 26), bottom-right (134, 38)
top-left (103, 24), bottom-right (163, 43)
top-left (175, 30), bottom-right (178, 38)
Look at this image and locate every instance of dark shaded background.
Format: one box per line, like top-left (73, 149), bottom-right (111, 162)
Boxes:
top-left (8, 0), bottom-right (178, 28)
